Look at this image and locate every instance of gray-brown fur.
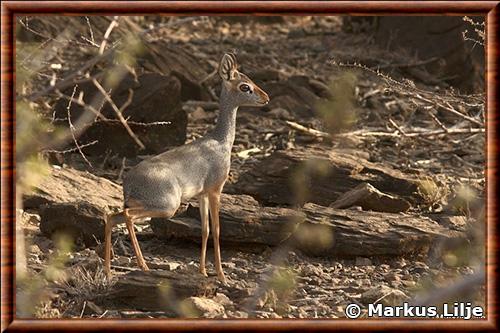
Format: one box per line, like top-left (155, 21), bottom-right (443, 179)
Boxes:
top-left (105, 53), bottom-right (270, 283)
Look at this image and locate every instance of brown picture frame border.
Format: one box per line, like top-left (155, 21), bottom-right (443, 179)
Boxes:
top-left (1, 1), bottom-right (498, 331)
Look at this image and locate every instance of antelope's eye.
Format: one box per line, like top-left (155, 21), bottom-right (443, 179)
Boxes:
top-left (239, 84), bottom-right (251, 93)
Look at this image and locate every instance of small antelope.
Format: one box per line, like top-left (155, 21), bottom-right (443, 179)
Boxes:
top-left (105, 53), bottom-right (270, 283)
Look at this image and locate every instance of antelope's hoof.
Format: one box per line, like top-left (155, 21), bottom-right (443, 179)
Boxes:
top-left (218, 273), bottom-right (228, 285)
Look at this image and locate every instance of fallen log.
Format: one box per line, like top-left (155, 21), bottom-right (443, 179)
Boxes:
top-left (294, 203), bottom-right (465, 256)
top-left (100, 270), bottom-right (218, 313)
top-left (150, 194), bottom-right (305, 246)
top-left (226, 147), bottom-right (423, 207)
top-left (24, 166), bottom-right (122, 245)
top-left (23, 166), bottom-right (122, 210)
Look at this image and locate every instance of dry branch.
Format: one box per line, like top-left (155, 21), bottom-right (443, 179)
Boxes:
top-left (99, 16), bottom-right (119, 55)
top-left (412, 93), bottom-right (483, 126)
top-left (90, 77), bottom-right (145, 150)
top-left (42, 140), bottom-right (98, 154)
top-left (285, 121), bottom-right (484, 139)
top-left (285, 120), bottom-right (330, 138)
top-left (342, 127), bottom-right (485, 138)
top-left (28, 48), bottom-right (115, 101)
top-left (66, 85), bottom-right (92, 167)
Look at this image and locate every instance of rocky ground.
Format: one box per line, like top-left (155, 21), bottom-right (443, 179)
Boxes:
top-left (17, 16), bottom-right (485, 319)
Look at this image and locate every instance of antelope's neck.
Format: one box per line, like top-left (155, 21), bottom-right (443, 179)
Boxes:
top-left (211, 87), bottom-right (238, 149)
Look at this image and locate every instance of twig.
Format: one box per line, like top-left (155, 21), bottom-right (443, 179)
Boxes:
top-left (118, 157), bottom-right (127, 181)
top-left (388, 118), bottom-right (407, 137)
top-left (413, 93), bottom-right (483, 126)
top-left (340, 127), bottom-right (485, 138)
top-left (99, 16), bottom-right (120, 55)
top-left (27, 47), bottom-right (115, 101)
top-left (94, 119), bottom-right (171, 127)
top-left (79, 301), bottom-right (87, 318)
top-left (66, 85), bottom-right (92, 167)
top-left (98, 310), bottom-right (109, 318)
top-left (120, 88), bottom-right (134, 113)
top-left (426, 108), bottom-right (449, 132)
top-left (200, 68), bottom-right (218, 85)
top-left (85, 16), bottom-right (96, 46)
top-left (80, 35), bottom-right (99, 48)
top-left (285, 120), bottom-right (330, 138)
top-left (286, 120), bottom-right (484, 139)
top-left (55, 89), bottom-right (107, 121)
top-left (42, 140), bottom-right (98, 154)
top-left (331, 60), bottom-right (484, 108)
top-left (91, 77), bottom-right (146, 150)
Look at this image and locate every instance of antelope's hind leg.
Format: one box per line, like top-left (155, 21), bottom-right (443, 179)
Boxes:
top-left (124, 208), bottom-right (177, 272)
top-left (105, 211), bottom-right (127, 278)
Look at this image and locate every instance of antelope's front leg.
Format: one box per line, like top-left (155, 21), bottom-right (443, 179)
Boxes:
top-left (199, 195), bottom-right (210, 277)
top-left (208, 191), bottom-right (227, 283)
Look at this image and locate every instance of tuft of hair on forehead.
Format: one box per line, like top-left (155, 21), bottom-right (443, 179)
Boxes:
top-left (219, 53), bottom-right (239, 81)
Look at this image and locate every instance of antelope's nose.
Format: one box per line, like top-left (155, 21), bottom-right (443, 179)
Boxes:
top-left (263, 93), bottom-right (270, 105)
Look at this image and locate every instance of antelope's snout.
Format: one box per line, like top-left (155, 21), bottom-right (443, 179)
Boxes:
top-left (255, 86), bottom-right (270, 105)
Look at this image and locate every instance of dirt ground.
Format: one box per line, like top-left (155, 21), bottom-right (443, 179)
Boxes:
top-left (16, 16), bottom-right (485, 319)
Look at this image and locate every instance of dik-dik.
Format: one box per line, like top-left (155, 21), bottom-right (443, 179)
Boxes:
top-left (105, 53), bottom-right (270, 283)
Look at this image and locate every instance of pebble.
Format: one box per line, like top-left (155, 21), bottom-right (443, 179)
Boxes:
top-left (384, 272), bottom-right (401, 282)
top-left (213, 293), bottom-right (234, 307)
top-left (183, 297), bottom-right (225, 318)
top-left (402, 280), bottom-right (416, 288)
top-left (361, 285), bottom-right (409, 305)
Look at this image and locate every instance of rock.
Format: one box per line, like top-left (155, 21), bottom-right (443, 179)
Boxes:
top-left (150, 193), bottom-right (305, 246)
top-left (411, 262), bottom-right (430, 274)
top-left (268, 107), bottom-right (293, 120)
top-left (227, 310), bottom-right (249, 318)
top-left (23, 166), bottom-right (122, 210)
top-left (182, 297), bottom-right (225, 318)
top-left (28, 244), bottom-right (42, 255)
top-left (20, 211), bottom-right (40, 226)
top-left (226, 147), bottom-right (423, 207)
top-left (53, 72), bottom-right (187, 157)
top-left (374, 16), bottom-right (484, 93)
top-left (361, 285), bottom-right (409, 305)
top-left (24, 166), bottom-right (122, 245)
top-left (428, 214), bottom-right (468, 231)
top-left (330, 182), bottom-right (411, 213)
top-left (101, 270), bottom-right (220, 313)
top-left (264, 77), bottom-right (324, 119)
top-left (39, 202), bottom-right (106, 246)
top-left (138, 42), bottom-right (212, 101)
top-left (292, 203), bottom-right (466, 256)
top-left (301, 265), bottom-right (323, 277)
top-left (402, 280), bottom-right (417, 288)
top-left (384, 272), bottom-right (401, 282)
top-left (355, 257), bottom-right (372, 266)
top-left (213, 293), bottom-right (234, 308)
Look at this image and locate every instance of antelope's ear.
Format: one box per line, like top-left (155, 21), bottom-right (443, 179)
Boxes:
top-left (219, 53), bottom-right (239, 81)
